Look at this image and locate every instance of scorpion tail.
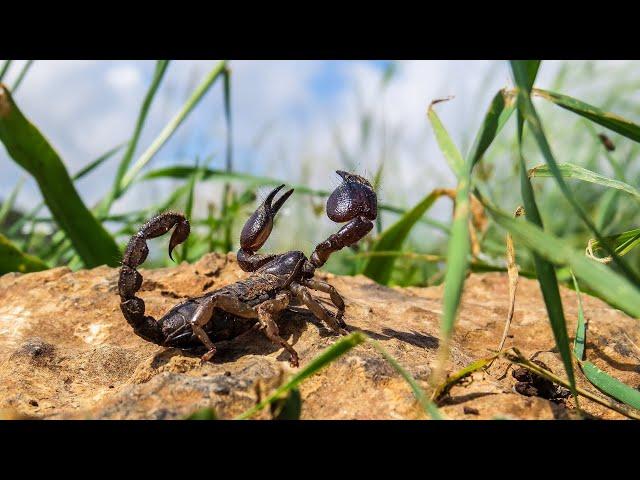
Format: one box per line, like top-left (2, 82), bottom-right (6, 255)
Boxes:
top-left (118, 212), bottom-right (190, 345)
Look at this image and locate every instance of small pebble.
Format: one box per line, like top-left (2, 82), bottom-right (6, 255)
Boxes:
top-left (463, 406), bottom-right (479, 415)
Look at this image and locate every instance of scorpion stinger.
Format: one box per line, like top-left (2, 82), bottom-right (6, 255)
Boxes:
top-left (310, 170), bottom-right (377, 268)
top-left (237, 184), bottom-right (294, 272)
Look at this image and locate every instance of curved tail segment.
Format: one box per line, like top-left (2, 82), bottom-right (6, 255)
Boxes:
top-left (310, 171), bottom-right (378, 268)
top-left (118, 212), bottom-right (190, 345)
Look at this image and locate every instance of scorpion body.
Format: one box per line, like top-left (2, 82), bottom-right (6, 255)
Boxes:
top-left (118, 171), bottom-right (377, 367)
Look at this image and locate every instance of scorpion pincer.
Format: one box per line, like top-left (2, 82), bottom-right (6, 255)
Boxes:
top-left (118, 170), bottom-right (377, 367)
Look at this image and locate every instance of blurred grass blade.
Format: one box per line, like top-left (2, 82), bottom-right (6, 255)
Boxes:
top-left (12, 60), bottom-right (33, 93)
top-left (428, 97), bottom-right (464, 178)
top-left (222, 66), bottom-right (234, 252)
top-left (362, 189), bottom-right (444, 284)
top-left (74, 142), bottom-right (127, 181)
top-left (482, 197), bottom-right (640, 319)
top-left (270, 388), bottom-right (302, 420)
top-left (467, 89), bottom-right (516, 170)
top-left (533, 88), bottom-right (640, 143)
top-left (142, 165), bottom-right (449, 231)
top-left (428, 102), bottom-right (472, 387)
top-left (180, 157), bottom-right (209, 262)
top-left (143, 165), bottom-right (329, 195)
top-left (571, 275), bottom-right (640, 410)
top-left (571, 272), bottom-right (587, 361)
top-left (0, 84), bottom-right (121, 267)
top-left (100, 60), bottom-right (169, 214)
top-left (0, 60), bottom-right (11, 82)
top-left (369, 339), bottom-right (443, 419)
top-left (513, 64), bottom-right (640, 285)
top-left (236, 332), bottom-right (366, 419)
top-left (0, 176), bottom-right (24, 226)
top-left (120, 60), bottom-right (227, 191)
top-left (529, 162), bottom-right (640, 200)
top-left (7, 142), bottom-right (126, 238)
top-left (0, 233), bottom-right (48, 273)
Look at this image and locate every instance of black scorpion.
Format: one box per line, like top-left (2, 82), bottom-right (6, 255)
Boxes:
top-left (118, 171), bottom-right (377, 367)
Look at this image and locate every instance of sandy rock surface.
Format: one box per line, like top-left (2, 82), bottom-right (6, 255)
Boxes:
top-left (1, 252), bottom-right (639, 420)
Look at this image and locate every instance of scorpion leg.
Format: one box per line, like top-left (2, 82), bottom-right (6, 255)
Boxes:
top-left (237, 184), bottom-right (294, 272)
top-left (189, 297), bottom-right (218, 362)
top-left (290, 282), bottom-right (348, 336)
top-left (310, 171), bottom-right (377, 268)
top-left (255, 292), bottom-right (299, 367)
top-left (300, 278), bottom-right (346, 325)
top-left (194, 293), bottom-right (259, 362)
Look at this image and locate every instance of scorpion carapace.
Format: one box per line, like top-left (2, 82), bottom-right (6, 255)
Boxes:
top-left (118, 170), bottom-right (377, 367)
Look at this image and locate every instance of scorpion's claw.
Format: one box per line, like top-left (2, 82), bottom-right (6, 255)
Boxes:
top-left (310, 171), bottom-right (378, 268)
top-left (168, 218), bottom-right (191, 261)
top-left (327, 171), bottom-right (377, 223)
top-left (240, 184), bottom-right (294, 252)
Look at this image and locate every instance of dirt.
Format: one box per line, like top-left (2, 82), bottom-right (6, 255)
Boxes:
top-left (0, 252), bottom-right (639, 420)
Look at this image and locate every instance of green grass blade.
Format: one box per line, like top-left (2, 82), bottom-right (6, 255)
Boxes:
top-left (120, 60), bottom-right (227, 191)
top-left (180, 157), bottom-right (209, 262)
top-left (482, 198), bottom-right (640, 319)
top-left (7, 142), bottom-right (125, 238)
top-left (534, 88), bottom-right (640, 143)
top-left (580, 362), bottom-right (640, 410)
top-left (236, 332), bottom-right (366, 419)
top-left (428, 98), bottom-right (465, 178)
top-left (0, 85), bottom-right (121, 267)
top-left (0, 176), bottom-right (24, 226)
top-left (362, 189), bottom-right (443, 284)
top-left (571, 272), bottom-right (640, 410)
top-left (143, 165), bottom-right (329, 195)
top-left (0, 233), bottom-right (48, 273)
top-left (11, 60), bottom-right (33, 93)
top-left (513, 66), bottom-right (640, 285)
top-left (221, 66), bottom-right (234, 252)
top-left (510, 60), bottom-right (576, 397)
top-left (427, 102), bottom-right (472, 386)
top-left (0, 60), bottom-right (12, 82)
top-left (467, 89), bottom-right (516, 170)
top-left (369, 339), bottom-right (443, 419)
top-left (529, 162), bottom-right (640, 201)
top-left (270, 388), bottom-right (302, 420)
top-left (99, 60), bottom-right (169, 214)
top-left (571, 272), bottom-right (587, 361)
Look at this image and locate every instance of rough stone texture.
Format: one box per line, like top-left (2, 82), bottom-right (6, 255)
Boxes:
top-left (1, 252), bottom-right (639, 420)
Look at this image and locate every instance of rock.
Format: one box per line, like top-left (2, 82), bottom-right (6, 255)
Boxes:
top-left (0, 252), bottom-right (638, 419)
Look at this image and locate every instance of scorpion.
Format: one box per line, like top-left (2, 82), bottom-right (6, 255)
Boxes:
top-left (118, 170), bottom-right (377, 367)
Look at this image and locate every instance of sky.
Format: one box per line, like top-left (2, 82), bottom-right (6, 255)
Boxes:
top-left (2, 59), bottom-right (634, 248)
